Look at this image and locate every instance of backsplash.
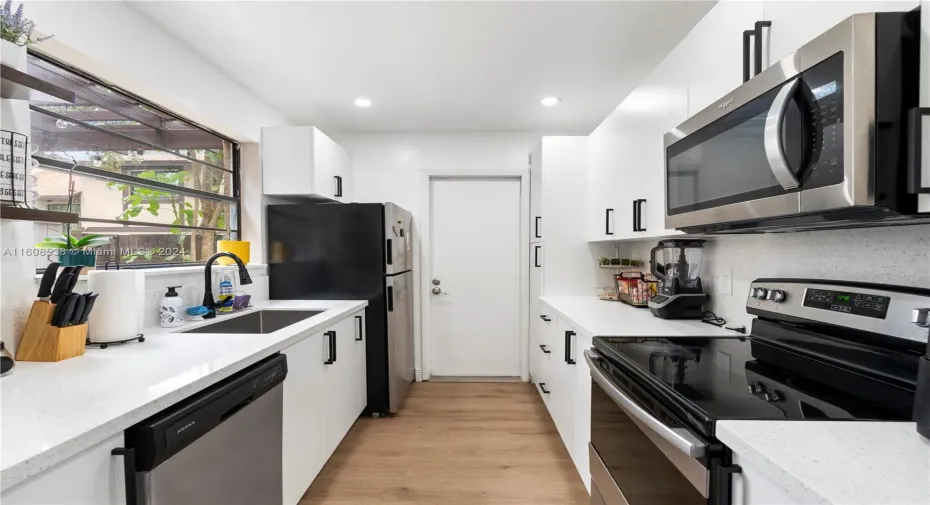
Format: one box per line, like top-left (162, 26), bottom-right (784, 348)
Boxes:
top-left (628, 225), bottom-right (930, 330)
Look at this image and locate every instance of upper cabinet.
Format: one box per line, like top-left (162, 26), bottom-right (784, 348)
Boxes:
top-left (262, 126), bottom-right (351, 201)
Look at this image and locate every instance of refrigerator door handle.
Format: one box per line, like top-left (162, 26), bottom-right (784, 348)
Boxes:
top-left (387, 286), bottom-right (394, 312)
top-left (386, 239), bottom-right (393, 265)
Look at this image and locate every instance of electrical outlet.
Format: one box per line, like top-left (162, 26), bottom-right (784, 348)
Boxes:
top-left (717, 268), bottom-right (733, 296)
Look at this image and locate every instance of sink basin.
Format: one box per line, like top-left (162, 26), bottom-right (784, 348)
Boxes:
top-left (182, 310), bottom-right (324, 334)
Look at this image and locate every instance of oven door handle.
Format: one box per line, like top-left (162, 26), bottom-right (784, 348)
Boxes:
top-left (763, 78), bottom-right (801, 190)
top-left (584, 350), bottom-right (707, 458)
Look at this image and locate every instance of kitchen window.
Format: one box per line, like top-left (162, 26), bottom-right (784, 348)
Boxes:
top-left (24, 52), bottom-right (240, 268)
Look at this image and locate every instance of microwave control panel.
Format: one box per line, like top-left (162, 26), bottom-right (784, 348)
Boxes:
top-left (799, 52), bottom-right (845, 189)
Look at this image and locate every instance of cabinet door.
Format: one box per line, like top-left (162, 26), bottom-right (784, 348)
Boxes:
top-left (763, 0), bottom-right (917, 69)
top-left (282, 332), bottom-right (329, 505)
top-left (551, 318), bottom-right (578, 457)
top-left (2, 433), bottom-right (126, 505)
top-left (530, 143), bottom-right (543, 242)
top-left (311, 128), bottom-right (341, 201)
top-left (326, 316), bottom-right (360, 453)
top-left (571, 330), bottom-right (593, 493)
top-left (685, 1), bottom-right (764, 115)
top-left (262, 126), bottom-right (314, 196)
top-left (587, 107), bottom-right (645, 241)
top-left (352, 311), bottom-right (368, 417)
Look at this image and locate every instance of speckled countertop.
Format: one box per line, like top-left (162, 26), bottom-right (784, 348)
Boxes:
top-left (540, 296), bottom-right (739, 337)
top-left (718, 421), bottom-right (930, 505)
top-left (0, 299), bottom-right (367, 491)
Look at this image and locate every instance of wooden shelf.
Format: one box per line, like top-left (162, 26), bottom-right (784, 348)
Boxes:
top-left (0, 206), bottom-right (79, 224)
top-left (1, 64), bottom-right (75, 103)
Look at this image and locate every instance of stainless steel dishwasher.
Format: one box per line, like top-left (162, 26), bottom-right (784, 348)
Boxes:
top-left (114, 353), bottom-right (287, 505)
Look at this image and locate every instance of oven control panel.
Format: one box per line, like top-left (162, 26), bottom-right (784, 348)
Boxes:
top-left (803, 289), bottom-right (889, 319)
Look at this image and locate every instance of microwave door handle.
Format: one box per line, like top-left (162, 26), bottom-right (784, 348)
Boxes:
top-left (584, 350), bottom-right (707, 458)
top-left (764, 78), bottom-right (801, 190)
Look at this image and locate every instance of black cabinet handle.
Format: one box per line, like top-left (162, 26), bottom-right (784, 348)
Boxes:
top-left (334, 175), bottom-right (343, 197)
top-left (324, 331), bottom-right (335, 364)
top-left (355, 315), bottom-right (363, 341)
top-left (907, 107), bottom-right (930, 195)
top-left (539, 344), bottom-right (551, 354)
top-left (635, 199), bottom-right (647, 232)
top-left (387, 286), bottom-right (394, 312)
top-left (539, 314), bottom-right (551, 322)
top-left (632, 200), bottom-right (639, 232)
top-left (539, 382), bottom-right (550, 394)
top-left (605, 208), bottom-right (613, 235)
top-left (112, 447), bottom-right (139, 505)
top-left (713, 462), bottom-right (743, 505)
top-left (564, 331), bottom-right (576, 365)
top-left (534, 245), bottom-right (541, 268)
top-left (754, 21), bottom-right (771, 76)
top-left (534, 216), bottom-right (542, 239)
top-left (742, 29), bottom-right (754, 83)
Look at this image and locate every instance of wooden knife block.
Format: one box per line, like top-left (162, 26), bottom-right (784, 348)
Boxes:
top-left (16, 301), bottom-right (87, 362)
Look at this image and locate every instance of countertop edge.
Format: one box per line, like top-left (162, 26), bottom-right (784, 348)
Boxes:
top-left (716, 421), bottom-right (832, 505)
top-left (1, 300), bottom-right (367, 491)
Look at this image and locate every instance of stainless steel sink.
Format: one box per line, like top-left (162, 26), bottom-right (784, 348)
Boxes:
top-left (182, 310), bottom-right (324, 334)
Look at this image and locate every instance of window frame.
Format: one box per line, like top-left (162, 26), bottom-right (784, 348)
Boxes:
top-left (26, 49), bottom-right (243, 270)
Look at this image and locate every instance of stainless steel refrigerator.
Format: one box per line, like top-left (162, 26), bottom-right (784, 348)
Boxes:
top-left (267, 202), bottom-right (414, 415)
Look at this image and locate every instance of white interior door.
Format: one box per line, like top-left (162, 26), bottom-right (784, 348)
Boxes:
top-left (430, 178), bottom-right (522, 376)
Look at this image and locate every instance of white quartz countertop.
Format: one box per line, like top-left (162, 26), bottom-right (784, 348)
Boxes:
top-left (718, 420), bottom-right (930, 505)
top-left (0, 299), bottom-right (367, 491)
top-left (539, 296), bottom-right (738, 337)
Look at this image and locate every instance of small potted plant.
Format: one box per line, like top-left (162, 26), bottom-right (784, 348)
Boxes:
top-left (1, 0), bottom-right (52, 69)
top-left (36, 232), bottom-right (111, 268)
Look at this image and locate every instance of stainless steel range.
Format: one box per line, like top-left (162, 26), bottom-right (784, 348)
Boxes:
top-left (587, 278), bottom-right (929, 505)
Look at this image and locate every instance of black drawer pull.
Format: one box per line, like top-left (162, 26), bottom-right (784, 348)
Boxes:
top-left (564, 331), bottom-right (576, 365)
top-left (539, 382), bottom-right (550, 394)
top-left (355, 315), bottom-right (363, 341)
top-left (539, 315), bottom-right (551, 322)
top-left (539, 344), bottom-right (551, 354)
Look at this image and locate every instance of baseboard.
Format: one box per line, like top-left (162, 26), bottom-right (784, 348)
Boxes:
top-left (427, 376), bottom-right (524, 383)
top-left (415, 368), bottom-right (424, 382)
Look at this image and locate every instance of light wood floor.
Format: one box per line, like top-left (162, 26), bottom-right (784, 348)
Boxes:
top-left (301, 382), bottom-right (590, 505)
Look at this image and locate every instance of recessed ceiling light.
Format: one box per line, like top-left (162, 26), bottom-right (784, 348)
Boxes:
top-left (354, 97), bottom-right (373, 108)
top-left (540, 96), bottom-right (561, 107)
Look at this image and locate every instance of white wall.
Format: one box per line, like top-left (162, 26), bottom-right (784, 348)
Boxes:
top-left (629, 225), bottom-right (930, 330)
top-left (1, 1), bottom-right (289, 351)
top-left (335, 132), bottom-right (539, 378)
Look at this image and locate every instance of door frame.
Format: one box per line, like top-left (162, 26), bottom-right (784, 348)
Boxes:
top-left (418, 169), bottom-right (530, 382)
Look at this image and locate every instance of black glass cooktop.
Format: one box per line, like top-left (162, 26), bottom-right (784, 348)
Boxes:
top-left (592, 335), bottom-right (918, 437)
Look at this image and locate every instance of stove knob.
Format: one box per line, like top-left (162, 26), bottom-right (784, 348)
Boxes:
top-left (750, 382), bottom-right (765, 395)
top-left (752, 288), bottom-right (768, 300)
top-left (768, 290), bottom-right (787, 303)
top-left (768, 390), bottom-right (783, 403)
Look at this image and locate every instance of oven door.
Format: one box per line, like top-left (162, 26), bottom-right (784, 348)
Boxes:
top-left (586, 350), bottom-right (709, 505)
top-left (664, 14), bottom-right (876, 231)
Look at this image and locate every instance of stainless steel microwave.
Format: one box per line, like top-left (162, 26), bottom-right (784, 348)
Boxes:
top-left (664, 11), bottom-right (924, 233)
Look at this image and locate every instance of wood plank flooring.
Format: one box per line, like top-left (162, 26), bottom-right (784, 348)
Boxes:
top-left (301, 382), bottom-right (589, 505)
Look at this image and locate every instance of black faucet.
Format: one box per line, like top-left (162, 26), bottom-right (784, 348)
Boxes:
top-left (202, 252), bottom-right (252, 319)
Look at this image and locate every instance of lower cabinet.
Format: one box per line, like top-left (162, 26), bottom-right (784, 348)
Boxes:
top-left (1, 434), bottom-right (127, 505)
top-left (531, 303), bottom-right (593, 492)
top-left (283, 309), bottom-right (366, 505)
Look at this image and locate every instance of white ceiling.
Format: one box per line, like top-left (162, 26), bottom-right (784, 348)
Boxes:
top-left (130, 1), bottom-right (714, 134)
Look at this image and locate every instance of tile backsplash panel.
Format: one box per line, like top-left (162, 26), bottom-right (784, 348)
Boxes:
top-left (630, 225), bottom-right (930, 330)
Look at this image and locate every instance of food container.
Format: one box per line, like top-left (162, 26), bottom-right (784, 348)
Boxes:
top-left (614, 272), bottom-right (658, 308)
top-left (595, 286), bottom-right (620, 301)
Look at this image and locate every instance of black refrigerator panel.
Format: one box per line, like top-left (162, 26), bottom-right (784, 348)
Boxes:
top-left (267, 203), bottom-right (386, 299)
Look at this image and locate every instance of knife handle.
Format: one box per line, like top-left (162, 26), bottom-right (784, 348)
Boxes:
top-left (37, 263), bottom-right (60, 299)
top-left (76, 293), bottom-right (98, 324)
top-left (49, 274), bottom-right (73, 304)
top-left (66, 266), bottom-right (84, 294)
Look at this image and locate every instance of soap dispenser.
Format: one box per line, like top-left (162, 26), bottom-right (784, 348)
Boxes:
top-left (159, 286), bottom-right (184, 328)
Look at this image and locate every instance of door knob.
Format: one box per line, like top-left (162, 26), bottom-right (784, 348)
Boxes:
top-left (431, 287), bottom-right (448, 295)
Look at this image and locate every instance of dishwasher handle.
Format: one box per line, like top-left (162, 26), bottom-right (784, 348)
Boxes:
top-left (112, 447), bottom-right (139, 505)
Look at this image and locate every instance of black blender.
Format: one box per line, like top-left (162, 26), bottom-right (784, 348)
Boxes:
top-left (647, 239), bottom-right (708, 319)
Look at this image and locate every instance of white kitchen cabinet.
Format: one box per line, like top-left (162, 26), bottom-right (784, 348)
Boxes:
top-left (282, 310), bottom-right (367, 505)
top-left (1, 434), bottom-right (126, 505)
top-left (587, 107), bottom-right (644, 242)
top-left (731, 453), bottom-right (801, 505)
top-left (571, 329), bottom-right (593, 493)
top-left (282, 330), bottom-right (329, 505)
top-left (530, 145), bottom-right (543, 243)
top-left (262, 126), bottom-right (351, 201)
top-left (762, 0), bottom-right (917, 70)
